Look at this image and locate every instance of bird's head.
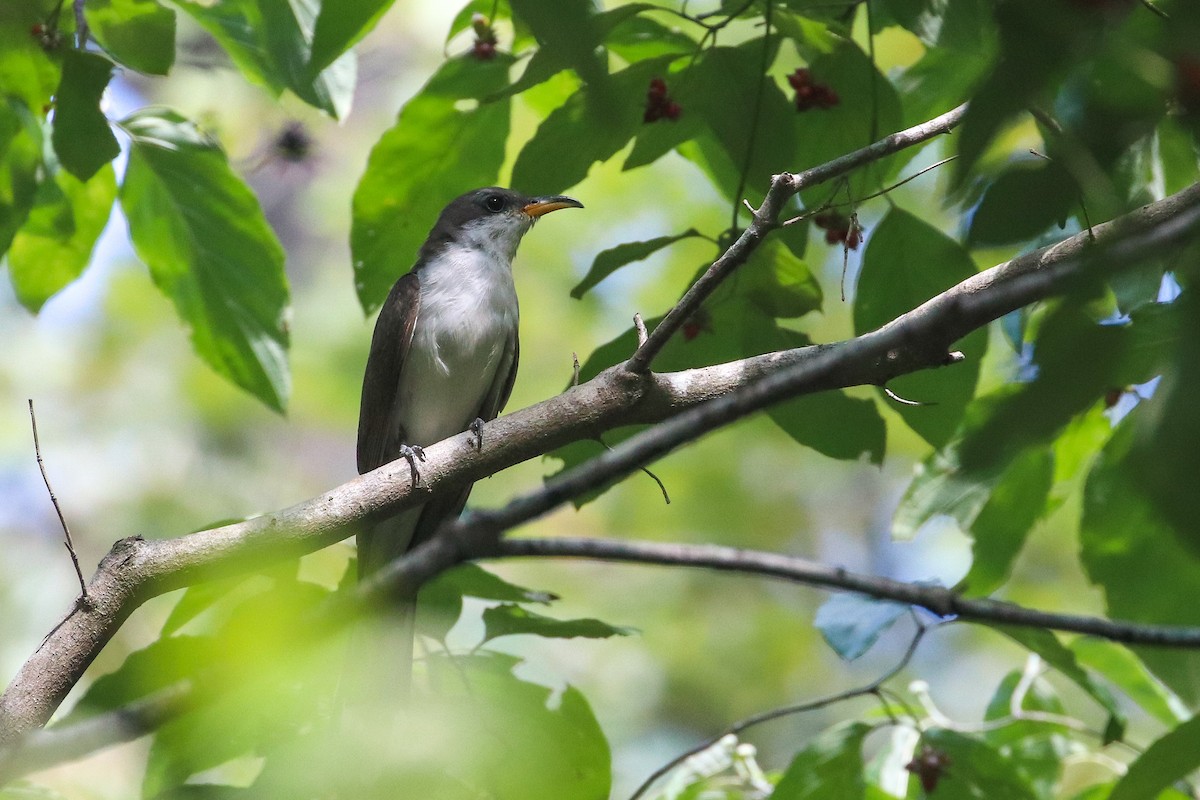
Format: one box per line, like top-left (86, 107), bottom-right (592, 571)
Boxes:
top-left (431, 187), bottom-right (584, 262)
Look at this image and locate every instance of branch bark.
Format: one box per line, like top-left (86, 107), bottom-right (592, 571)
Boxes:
top-left (2, 116), bottom-right (1198, 742)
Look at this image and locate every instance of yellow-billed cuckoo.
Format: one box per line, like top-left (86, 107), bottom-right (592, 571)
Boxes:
top-left (356, 186), bottom-right (582, 585)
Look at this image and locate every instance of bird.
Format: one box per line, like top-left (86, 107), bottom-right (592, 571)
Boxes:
top-left (351, 187), bottom-right (582, 696)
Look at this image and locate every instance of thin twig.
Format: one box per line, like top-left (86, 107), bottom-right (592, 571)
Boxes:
top-left (28, 400), bottom-right (88, 603)
top-left (730, 0), bottom-right (773, 234)
top-left (628, 621), bottom-right (929, 800)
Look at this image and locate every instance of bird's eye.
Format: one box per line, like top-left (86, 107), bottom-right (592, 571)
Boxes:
top-left (484, 194), bottom-right (505, 213)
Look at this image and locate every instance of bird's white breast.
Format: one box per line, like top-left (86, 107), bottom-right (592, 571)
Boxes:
top-left (394, 242), bottom-right (518, 447)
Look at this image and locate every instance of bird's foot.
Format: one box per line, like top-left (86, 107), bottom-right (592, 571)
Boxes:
top-left (399, 444), bottom-right (426, 485)
top-left (468, 418), bottom-right (486, 451)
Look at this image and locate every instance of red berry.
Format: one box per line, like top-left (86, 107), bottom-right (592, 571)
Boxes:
top-left (473, 39), bottom-right (496, 60)
top-left (31, 22), bottom-right (46, 36)
top-left (664, 101), bottom-right (681, 120)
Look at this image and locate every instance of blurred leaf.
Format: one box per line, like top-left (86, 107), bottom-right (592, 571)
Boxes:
top-left (855, 208), bottom-right (987, 448)
top-left (85, 0), bottom-right (176, 75)
top-left (175, 0), bottom-right (356, 119)
top-left (120, 108), bottom-right (291, 412)
top-left (814, 594), bottom-right (908, 661)
top-left (998, 627), bottom-right (1125, 738)
top-left (967, 160), bottom-right (1078, 247)
top-left (772, 722), bottom-right (870, 800)
top-left (960, 447), bottom-right (1052, 596)
top-left (572, 228), bottom-right (703, 299)
top-left (71, 636), bottom-right (213, 718)
top-left (981, 672), bottom-right (1070, 797)
top-left (914, 728), bottom-right (1038, 799)
top-left (482, 604), bottom-right (633, 643)
top-left (511, 55), bottom-right (673, 195)
top-left (50, 50), bottom-right (119, 182)
top-left (419, 563), bottom-right (557, 641)
top-left (425, 652), bottom-right (612, 799)
top-left (1155, 116), bottom-right (1200, 197)
top-left (605, 14), bottom-right (696, 62)
top-left (8, 162), bottom-right (115, 311)
top-left (0, 5), bottom-right (62, 114)
top-left (351, 55), bottom-right (513, 312)
top-left (1071, 639), bottom-right (1190, 728)
top-left (1125, 291), bottom-right (1200, 554)
top-left (309, 0), bottom-right (396, 76)
top-left (0, 100), bottom-right (43, 259)
top-left (1080, 418), bottom-right (1200, 703)
top-left (150, 786), bottom-right (251, 800)
top-left (1110, 714), bottom-right (1200, 800)
top-left (0, 783), bottom-right (71, 800)
top-left (768, 390), bottom-right (886, 465)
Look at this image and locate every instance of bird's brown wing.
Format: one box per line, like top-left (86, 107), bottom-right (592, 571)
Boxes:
top-left (357, 272), bottom-right (421, 475)
top-left (405, 329), bottom-right (519, 552)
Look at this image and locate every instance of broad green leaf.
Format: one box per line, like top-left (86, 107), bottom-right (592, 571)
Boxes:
top-left (481, 604), bottom-right (634, 643)
top-left (175, 0), bottom-right (356, 119)
top-left (0, 99), bottom-right (42, 258)
top-left (571, 228), bottom-right (704, 299)
top-left (50, 50), bottom-right (119, 182)
top-left (510, 0), bottom-right (610, 87)
top-left (70, 635), bottom-right (214, 719)
top-left (1080, 418), bottom-right (1200, 703)
top-left (308, 0), bottom-right (397, 76)
top-left (0, 5), bottom-right (61, 114)
top-left (120, 109), bottom-right (291, 412)
top-left (418, 563), bottom-right (557, 641)
top-left (85, 0), bottom-right (176, 75)
top-left (605, 14), bottom-right (696, 62)
top-left (767, 389), bottom-right (886, 465)
top-left (1110, 715), bottom-right (1200, 800)
top-left (981, 672), bottom-right (1071, 798)
top-left (855, 208), bottom-right (987, 448)
top-left (912, 728), bottom-right (1038, 799)
top-left (511, 55), bottom-right (674, 196)
top-left (960, 447), bottom-right (1052, 596)
top-left (998, 627), bottom-right (1125, 738)
top-left (424, 652), bottom-right (612, 800)
top-left (8, 162), bottom-right (115, 311)
top-left (741, 239), bottom-right (822, 319)
top-left (814, 593), bottom-right (908, 661)
top-left (1071, 639), bottom-right (1190, 728)
top-left (968, 160), bottom-right (1078, 247)
top-left (772, 722), bottom-right (870, 800)
top-left (1155, 116), bottom-right (1200, 197)
top-left (351, 55), bottom-right (513, 312)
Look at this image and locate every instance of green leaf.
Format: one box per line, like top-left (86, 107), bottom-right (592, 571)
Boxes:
top-left (8, 162), bottom-right (115, 311)
top-left (997, 627), bottom-right (1125, 736)
top-left (425, 652), bottom-right (612, 799)
top-left (175, 0), bottom-right (356, 119)
top-left (855, 208), bottom-right (987, 448)
top-left (510, 0), bottom-right (610, 87)
top-left (0, 6), bottom-right (62, 115)
top-left (119, 109), bottom-right (291, 412)
top-left (772, 722), bottom-right (870, 800)
top-left (1110, 715), bottom-right (1200, 800)
top-left (0, 99), bottom-right (43, 258)
top-left (351, 55), bottom-right (513, 312)
top-left (814, 594), bottom-right (908, 661)
top-left (481, 603), bottom-right (633, 643)
top-left (1080, 418), bottom-right (1200, 703)
top-left (50, 50), bottom-right (119, 182)
top-left (767, 390), bottom-right (886, 465)
top-left (308, 0), bottom-right (397, 76)
top-left (960, 447), bottom-right (1053, 596)
top-left (967, 160), bottom-right (1078, 247)
top-left (511, 55), bottom-right (673, 196)
top-left (741, 239), bottom-right (822, 319)
top-left (70, 636), bottom-right (214, 719)
top-left (914, 728), bottom-right (1038, 799)
top-left (1071, 639), bottom-right (1190, 728)
top-left (571, 228), bottom-right (703, 299)
top-left (418, 564), bottom-right (557, 641)
top-left (85, 0), bottom-right (176, 75)
top-left (605, 14), bottom-right (697, 62)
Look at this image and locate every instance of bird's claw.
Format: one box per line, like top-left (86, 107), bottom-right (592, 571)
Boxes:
top-left (469, 418), bottom-right (486, 451)
top-left (399, 444), bottom-right (426, 485)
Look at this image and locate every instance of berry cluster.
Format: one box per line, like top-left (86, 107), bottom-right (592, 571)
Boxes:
top-left (813, 211), bottom-right (861, 249)
top-left (682, 308), bottom-right (711, 342)
top-left (644, 78), bottom-right (682, 123)
top-left (471, 13), bottom-right (497, 60)
top-left (30, 22), bottom-right (62, 51)
top-left (787, 68), bottom-right (838, 112)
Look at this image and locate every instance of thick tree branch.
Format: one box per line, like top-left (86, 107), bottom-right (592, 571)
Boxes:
top-left (2, 159), bottom-right (1197, 742)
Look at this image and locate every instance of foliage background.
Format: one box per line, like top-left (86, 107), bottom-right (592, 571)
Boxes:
top-left (1, 0), bottom-right (1197, 798)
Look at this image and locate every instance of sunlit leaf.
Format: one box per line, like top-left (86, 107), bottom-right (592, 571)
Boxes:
top-left (772, 722), bottom-right (870, 800)
top-left (308, 0), bottom-right (396, 76)
top-left (1110, 715), bottom-right (1200, 800)
top-left (0, 99), bottom-right (44, 258)
top-left (351, 55), bottom-right (513, 312)
top-left (8, 162), bottom-right (115, 311)
top-left (1072, 639), bottom-right (1190, 728)
top-left (85, 0), bottom-right (176, 75)
top-left (120, 109), bottom-right (291, 412)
